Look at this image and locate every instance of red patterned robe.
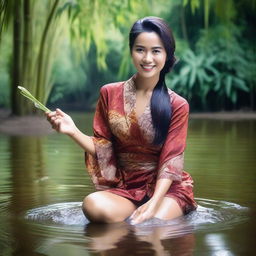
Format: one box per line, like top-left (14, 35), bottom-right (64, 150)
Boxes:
top-left (85, 76), bottom-right (197, 214)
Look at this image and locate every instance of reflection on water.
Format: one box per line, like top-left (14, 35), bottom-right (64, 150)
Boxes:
top-left (23, 198), bottom-right (248, 255)
top-left (0, 114), bottom-right (255, 255)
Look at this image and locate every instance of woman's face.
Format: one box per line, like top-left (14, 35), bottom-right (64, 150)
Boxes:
top-left (131, 31), bottom-right (167, 80)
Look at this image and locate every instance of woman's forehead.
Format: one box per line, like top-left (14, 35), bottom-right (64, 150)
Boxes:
top-left (134, 32), bottom-right (164, 48)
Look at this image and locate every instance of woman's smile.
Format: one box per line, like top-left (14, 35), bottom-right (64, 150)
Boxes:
top-left (132, 32), bottom-right (167, 80)
top-left (140, 64), bottom-right (156, 72)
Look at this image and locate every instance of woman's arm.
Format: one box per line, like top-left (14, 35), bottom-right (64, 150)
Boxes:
top-left (46, 108), bottom-right (95, 156)
top-left (130, 178), bottom-right (173, 224)
top-left (151, 178), bottom-right (173, 202)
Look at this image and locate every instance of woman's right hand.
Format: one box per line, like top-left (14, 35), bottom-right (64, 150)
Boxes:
top-left (46, 108), bottom-right (78, 136)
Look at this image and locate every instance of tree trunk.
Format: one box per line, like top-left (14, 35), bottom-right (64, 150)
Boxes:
top-left (36, 0), bottom-right (59, 103)
top-left (23, 0), bottom-right (33, 94)
top-left (11, 0), bottom-right (22, 115)
top-left (204, 0), bottom-right (209, 29)
top-left (180, 5), bottom-right (189, 45)
top-left (10, 0), bottom-right (60, 116)
top-left (250, 82), bottom-right (255, 110)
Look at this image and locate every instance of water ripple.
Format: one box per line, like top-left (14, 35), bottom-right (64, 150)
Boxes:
top-left (26, 202), bottom-right (88, 226)
top-left (25, 198), bottom-right (249, 238)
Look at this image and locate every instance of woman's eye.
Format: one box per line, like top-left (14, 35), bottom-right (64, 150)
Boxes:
top-left (136, 48), bottom-right (143, 52)
top-left (153, 49), bottom-right (160, 54)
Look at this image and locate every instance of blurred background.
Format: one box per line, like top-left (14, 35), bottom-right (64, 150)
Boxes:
top-left (0, 0), bottom-right (255, 115)
top-left (0, 1), bottom-right (256, 255)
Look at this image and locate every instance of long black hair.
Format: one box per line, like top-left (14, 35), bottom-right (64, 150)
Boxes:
top-left (129, 16), bottom-right (176, 145)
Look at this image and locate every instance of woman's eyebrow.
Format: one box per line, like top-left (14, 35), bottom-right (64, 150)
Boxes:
top-left (152, 46), bottom-right (163, 49)
top-left (134, 45), bottom-right (163, 49)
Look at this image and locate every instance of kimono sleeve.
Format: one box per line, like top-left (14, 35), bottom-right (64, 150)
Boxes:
top-left (157, 100), bottom-right (189, 182)
top-left (85, 86), bottom-right (120, 190)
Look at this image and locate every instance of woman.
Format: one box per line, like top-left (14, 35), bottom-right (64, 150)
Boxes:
top-left (46, 16), bottom-right (197, 224)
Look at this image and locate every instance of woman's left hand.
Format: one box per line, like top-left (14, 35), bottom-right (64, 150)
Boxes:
top-left (130, 198), bottom-right (161, 225)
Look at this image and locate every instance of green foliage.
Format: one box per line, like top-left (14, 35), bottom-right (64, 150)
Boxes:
top-left (168, 24), bottom-right (252, 110)
top-left (0, 29), bottom-right (11, 107)
top-left (66, 0), bottom-right (151, 70)
top-left (183, 0), bottom-right (200, 14)
top-left (50, 39), bottom-right (86, 104)
top-left (49, 0), bottom-right (171, 106)
top-left (0, 0), bottom-right (155, 115)
top-left (0, 0), bottom-right (255, 112)
top-left (0, 0), bottom-right (12, 41)
top-left (0, 64), bottom-right (10, 107)
top-left (198, 25), bottom-right (251, 104)
top-left (167, 48), bottom-right (218, 108)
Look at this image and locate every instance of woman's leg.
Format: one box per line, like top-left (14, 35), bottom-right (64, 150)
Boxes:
top-left (82, 191), bottom-right (136, 223)
top-left (154, 196), bottom-right (183, 220)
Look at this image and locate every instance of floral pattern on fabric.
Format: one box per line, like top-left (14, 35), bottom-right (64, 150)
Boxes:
top-left (85, 76), bottom-right (197, 213)
top-left (157, 153), bottom-right (184, 181)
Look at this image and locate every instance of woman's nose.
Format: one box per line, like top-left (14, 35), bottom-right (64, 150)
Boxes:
top-left (142, 52), bottom-right (153, 63)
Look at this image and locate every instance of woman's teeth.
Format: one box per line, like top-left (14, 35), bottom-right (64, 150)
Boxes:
top-left (141, 65), bottom-right (154, 70)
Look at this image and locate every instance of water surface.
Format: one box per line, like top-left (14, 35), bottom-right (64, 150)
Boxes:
top-left (0, 113), bottom-right (255, 255)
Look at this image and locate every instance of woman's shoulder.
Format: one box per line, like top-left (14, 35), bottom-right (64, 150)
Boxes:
top-left (168, 89), bottom-right (189, 112)
top-left (100, 81), bottom-right (125, 95)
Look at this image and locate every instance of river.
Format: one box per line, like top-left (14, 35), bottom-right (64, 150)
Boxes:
top-left (0, 113), bottom-right (255, 255)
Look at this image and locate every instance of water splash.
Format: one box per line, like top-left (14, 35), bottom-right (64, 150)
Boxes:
top-left (26, 202), bottom-right (88, 226)
top-left (25, 198), bottom-right (248, 236)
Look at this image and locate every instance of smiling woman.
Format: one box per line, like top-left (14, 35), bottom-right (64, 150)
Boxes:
top-left (46, 16), bottom-right (197, 225)
top-left (131, 32), bottom-right (167, 77)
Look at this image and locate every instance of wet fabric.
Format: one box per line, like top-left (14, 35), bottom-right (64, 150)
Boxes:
top-left (85, 76), bottom-right (197, 214)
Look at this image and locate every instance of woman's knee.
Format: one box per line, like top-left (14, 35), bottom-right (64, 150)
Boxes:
top-left (82, 192), bottom-right (118, 223)
top-left (82, 191), bottom-right (136, 223)
top-left (82, 193), bottom-right (106, 222)
top-left (154, 197), bottom-right (183, 220)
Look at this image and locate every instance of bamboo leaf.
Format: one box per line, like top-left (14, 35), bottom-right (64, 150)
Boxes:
top-left (214, 77), bottom-right (221, 91)
top-left (189, 68), bottom-right (196, 88)
top-left (183, 0), bottom-right (189, 6)
top-left (18, 86), bottom-right (51, 112)
top-left (234, 78), bottom-right (249, 92)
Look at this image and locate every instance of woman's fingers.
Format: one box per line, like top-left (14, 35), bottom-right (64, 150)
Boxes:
top-left (130, 206), bottom-right (147, 224)
top-left (46, 111), bottom-right (56, 122)
top-left (54, 119), bottom-right (62, 131)
top-left (130, 200), bottom-right (157, 225)
top-left (45, 111), bottom-right (61, 131)
top-left (45, 109), bottom-right (64, 127)
top-left (130, 210), bottom-right (137, 220)
top-left (45, 109), bottom-right (64, 120)
top-left (131, 212), bottom-right (147, 225)
top-left (46, 108), bottom-right (75, 135)
top-left (56, 108), bottom-right (65, 117)
top-left (131, 206), bottom-right (143, 219)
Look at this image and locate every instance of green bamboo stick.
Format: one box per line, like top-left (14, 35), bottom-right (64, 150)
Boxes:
top-left (17, 86), bottom-right (51, 112)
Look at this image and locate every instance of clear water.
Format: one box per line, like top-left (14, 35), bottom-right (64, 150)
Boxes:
top-left (0, 113), bottom-right (255, 255)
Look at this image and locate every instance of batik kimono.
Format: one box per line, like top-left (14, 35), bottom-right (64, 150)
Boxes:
top-left (85, 76), bottom-right (197, 214)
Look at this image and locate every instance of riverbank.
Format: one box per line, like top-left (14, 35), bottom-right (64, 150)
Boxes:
top-left (1, 108), bottom-right (256, 136)
top-left (0, 109), bottom-right (53, 136)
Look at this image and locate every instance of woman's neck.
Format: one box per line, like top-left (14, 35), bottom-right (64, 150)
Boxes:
top-left (134, 73), bottom-right (159, 93)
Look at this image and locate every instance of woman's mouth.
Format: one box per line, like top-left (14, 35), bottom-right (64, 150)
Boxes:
top-left (141, 65), bottom-right (155, 71)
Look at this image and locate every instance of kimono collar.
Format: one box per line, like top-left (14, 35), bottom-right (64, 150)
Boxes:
top-left (123, 74), bottom-right (173, 116)
top-left (123, 75), bottom-right (137, 116)
top-left (123, 75), bottom-right (155, 144)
